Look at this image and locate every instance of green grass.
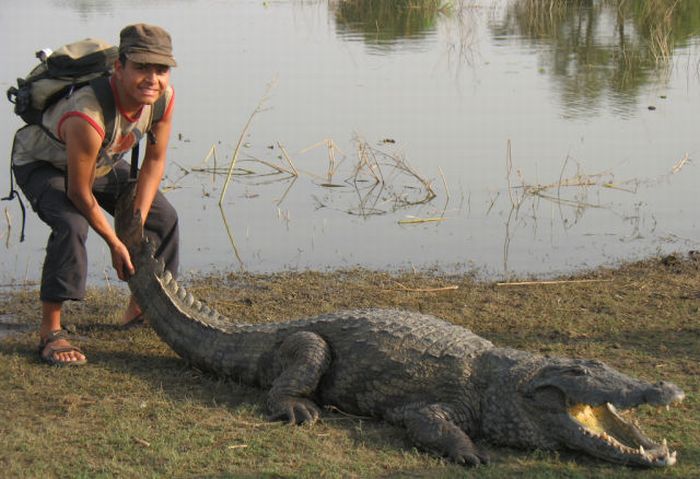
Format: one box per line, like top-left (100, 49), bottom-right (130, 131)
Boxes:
top-left (1, 253), bottom-right (698, 478)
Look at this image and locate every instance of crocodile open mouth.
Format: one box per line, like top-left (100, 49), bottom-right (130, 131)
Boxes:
top-left (568, 403), bottom-right (677, 466)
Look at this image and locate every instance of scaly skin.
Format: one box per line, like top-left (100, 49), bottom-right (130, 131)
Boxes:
top-left (116, 186), bottom-right (685, 467)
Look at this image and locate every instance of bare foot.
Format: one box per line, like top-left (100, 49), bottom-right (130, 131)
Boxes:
top-left (120, 295), bottom-right (143, 326)
top-left (39, 330), bottom-right (87, 366)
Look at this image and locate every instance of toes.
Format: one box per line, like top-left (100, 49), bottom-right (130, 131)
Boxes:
top-left (268, 399), bottom-right (320, 425)
top-left (295, 403), bottom-right (319, 425)
top-left (455, 453), bottom-right (482, 467)
top-left (452, 449), bottom-right (490, 467)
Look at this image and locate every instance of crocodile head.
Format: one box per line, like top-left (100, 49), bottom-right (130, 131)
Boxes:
top-left (479, 349), bottom-right (684, 467)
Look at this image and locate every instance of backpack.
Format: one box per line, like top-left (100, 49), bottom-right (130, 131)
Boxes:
top-left (4, 38), bottom-right (168, 241)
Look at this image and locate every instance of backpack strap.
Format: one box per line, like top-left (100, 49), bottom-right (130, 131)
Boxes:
top-left (132, 93), bottom-right (168, 179)
top-left (152, 93), bottom-right (168, 127)
top-left (0, 171), bottom-right (27, 242)
top-left (88, 76), bottom-right (117, 149)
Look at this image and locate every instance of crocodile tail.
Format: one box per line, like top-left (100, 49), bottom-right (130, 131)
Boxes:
top-left (114, 181), bottom-right (144, 260)
top-left (130, 237), bottom-right (233, 333)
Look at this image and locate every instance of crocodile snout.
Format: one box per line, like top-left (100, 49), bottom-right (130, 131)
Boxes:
top-left (644, 381), bottom-right (685, 406)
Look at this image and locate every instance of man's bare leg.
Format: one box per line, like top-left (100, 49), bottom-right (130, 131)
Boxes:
top-left (120, 295), bottom-right (143, 326)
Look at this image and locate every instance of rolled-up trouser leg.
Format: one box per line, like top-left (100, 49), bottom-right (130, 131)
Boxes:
top-left (13, 162), bottom-right (90, 302)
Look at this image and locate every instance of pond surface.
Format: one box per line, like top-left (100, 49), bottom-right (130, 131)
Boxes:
top-left (1, 0), bottom-right (699, 287)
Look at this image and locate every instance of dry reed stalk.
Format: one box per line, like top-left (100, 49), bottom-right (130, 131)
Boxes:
top-left (199, 144), bottom-right (220, 183)
top-left (327, 138), bottom-right (338, 182)
top-left (392, 155), bottom-right (436, 201)
top-left (324, 405), bottom-right (375, 420)
top-left (506, 139), bottom-right (519, 208)
top-left (438, 165), bottom-right (451, 218)
top-left (671, 153), bottom-right (689, 174)
top-left (530, 193), bottom-right (602, 209)
top-left (240, 157), bottom-right (294, 176)
top-left (353, 139), bottom-right (383, 184)
top-left (526, 176), bottom-right (600, 195)
top-left (497, 278), bottom-right (613, 287)
top-left (276, 142), bottom-right (299, 176)
top-left (133, 437), bottom-right (151, 448)
top-left (219, 79), bottom-right (277, 206)
top-left (4, 207), bottom-right (12, 248)
top-left (218, 204), bottom-right (245, 269)
top-left (391, 281), bottom-right (459, 292)
top-left (300, 138), bottom-right (347, 181)
top-left (275, 176), bottom-right (298, 207)
top-left (438, 166), bottom-right (450, 202)
top-left (398, 216), bottom-right (447, 225)
top-left (602, 182), bottom-right (638, 193)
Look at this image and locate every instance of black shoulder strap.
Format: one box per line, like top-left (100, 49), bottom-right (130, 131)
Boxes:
top-left (89, 76), bottom-right (117, 148)
top-left (152, 93), bottom-right (167, 126)
top-left (134, 93), bottom-right (168, 179)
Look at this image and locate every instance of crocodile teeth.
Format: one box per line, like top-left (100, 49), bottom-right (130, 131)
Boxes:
top-left (184, 292), bottom-right (195, 307)
top-left (657, 450), bottom-right (678, 466)
top-left (162, 270), bottom-right (173, 285)
top-left (177, 287), bottom-right (188, 301)
top-left (639, 445), bottom-right (645, 455)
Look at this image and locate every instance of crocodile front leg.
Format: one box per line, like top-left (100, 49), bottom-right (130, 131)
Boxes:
top-left (391, 403), bottom-right (490, 467)
top-left (267, 331), bottom-right (331, 425)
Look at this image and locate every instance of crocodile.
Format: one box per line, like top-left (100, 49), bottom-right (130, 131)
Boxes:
top-left (115, 186), bottom-right (684, 467)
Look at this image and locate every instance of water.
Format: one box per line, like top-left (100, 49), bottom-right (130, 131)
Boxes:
top-left (1, 0), bottom-right (699, 287)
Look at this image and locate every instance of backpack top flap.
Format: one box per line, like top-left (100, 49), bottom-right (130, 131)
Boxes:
top-left (45, 38), bottom-right (117, 77)
top-left (20, 39), bottom-right (117, 115)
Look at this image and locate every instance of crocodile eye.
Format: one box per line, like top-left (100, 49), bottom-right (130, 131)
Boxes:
top-left (567, 366), bottom-right (591, 376)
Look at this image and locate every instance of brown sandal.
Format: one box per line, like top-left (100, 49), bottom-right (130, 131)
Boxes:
top-left (38, 329), bottom-right (87, 367)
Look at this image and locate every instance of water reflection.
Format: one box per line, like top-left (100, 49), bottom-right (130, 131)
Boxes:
top-left (52, 0), bottom-right (115, 16)
top-left (492, 0), bottom-right (700, 117)
top-left (331, 0), bottom-right (446, 51)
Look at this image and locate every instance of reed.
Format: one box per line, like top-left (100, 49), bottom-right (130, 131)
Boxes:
top-left (219, 78), bottom-right (277, 206)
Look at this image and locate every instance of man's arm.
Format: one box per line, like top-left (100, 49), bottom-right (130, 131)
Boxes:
top-left (133, 103), bottom-right (174, 222)
top-left (62, 116), bottom-right (134, 280)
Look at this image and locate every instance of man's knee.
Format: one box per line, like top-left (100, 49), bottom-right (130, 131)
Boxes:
top-left (147, 193), bottom-right (179, 237)
top-left (50, 209), bottom-right (90, 243)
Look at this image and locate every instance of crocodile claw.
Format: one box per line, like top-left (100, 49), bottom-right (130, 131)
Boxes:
top-left (268, 398), bottom-right (321, 426)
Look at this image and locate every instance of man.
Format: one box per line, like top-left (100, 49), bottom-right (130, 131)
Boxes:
top-left (10, 24), bottom-right (179, 366)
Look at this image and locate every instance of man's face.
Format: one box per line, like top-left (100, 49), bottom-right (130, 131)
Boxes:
top-left (114, 59), bottom-right (170, 107)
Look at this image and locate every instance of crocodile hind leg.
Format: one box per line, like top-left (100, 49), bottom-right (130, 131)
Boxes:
top-left (389, 403), bottom-right (490, 467)
top-left (267, 331), bottom-right (331, 425)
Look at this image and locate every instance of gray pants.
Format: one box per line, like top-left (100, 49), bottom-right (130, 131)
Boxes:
top-left (13, 160), bottom-right (179, 302)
